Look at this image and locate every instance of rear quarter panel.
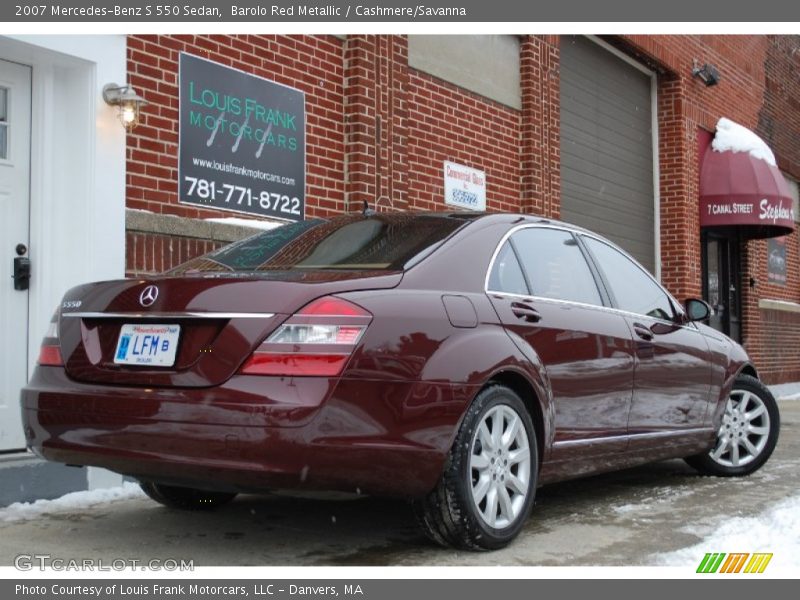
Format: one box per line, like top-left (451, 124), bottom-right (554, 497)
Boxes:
top-left (337, 289), bottom-right (552, 457)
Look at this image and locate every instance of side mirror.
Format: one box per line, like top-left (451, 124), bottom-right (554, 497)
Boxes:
top-left (684, 298), bottom-right (711, 322)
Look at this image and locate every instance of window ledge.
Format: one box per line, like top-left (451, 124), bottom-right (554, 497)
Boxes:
top-left (758, 298), bottom-right (800, 313)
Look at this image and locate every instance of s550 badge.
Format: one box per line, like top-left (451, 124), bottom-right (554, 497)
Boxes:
top-left (61, 300), bottom-right (82, 310)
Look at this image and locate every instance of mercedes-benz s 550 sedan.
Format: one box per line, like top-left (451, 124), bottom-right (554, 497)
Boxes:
top-left (21, 212), bottom-right (780, 550)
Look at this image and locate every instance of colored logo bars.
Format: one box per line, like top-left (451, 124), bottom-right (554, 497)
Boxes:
top-left (696, 552), bottom-right (773, 573)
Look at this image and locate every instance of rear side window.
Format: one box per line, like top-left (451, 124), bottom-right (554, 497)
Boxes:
top-left (487, 242), bottom-right (529, 295)
top-left (510, 228), bottom-right (602, 306)
top-left (582, 236), bottom-right (674, 320)
top-left (169, 215), bottom-right (472, 274)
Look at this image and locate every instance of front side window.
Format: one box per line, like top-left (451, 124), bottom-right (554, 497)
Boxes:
top-left (582, 236), bottom-right (674, 320)
top-left (510, 228), bottom-right (602, 306)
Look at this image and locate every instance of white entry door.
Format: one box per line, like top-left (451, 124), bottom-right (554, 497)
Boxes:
top-left (0, 59), bottom-right (32, 451)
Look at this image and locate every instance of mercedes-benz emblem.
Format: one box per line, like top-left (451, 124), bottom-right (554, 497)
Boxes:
top-left (139, 285), bottom-right (159, 307)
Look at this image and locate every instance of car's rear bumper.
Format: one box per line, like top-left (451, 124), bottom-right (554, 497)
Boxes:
top-left (21, 367), bottom-right (476, 497)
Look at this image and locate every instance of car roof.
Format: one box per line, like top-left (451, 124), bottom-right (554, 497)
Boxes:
top-left (339, 210), bottom-right (595, 236)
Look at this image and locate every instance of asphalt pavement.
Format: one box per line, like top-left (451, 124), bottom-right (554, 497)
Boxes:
top-left (1, 402), bottom-right (798, 567)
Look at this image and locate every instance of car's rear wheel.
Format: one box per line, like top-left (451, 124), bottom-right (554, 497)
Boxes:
top-left (140, 481), bottom-right (237, 510)
top-left (413, 385), bottom-right (538, 550)
top-left (685, 374), bottom-right (780, 477)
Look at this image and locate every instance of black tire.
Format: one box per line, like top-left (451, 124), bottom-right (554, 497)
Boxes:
top-left (685, 374), bottom-right (780, 477)
top-left (413, 385), bottom-right (538, 551)
top-left (139, 481), bottom-right (237, 511)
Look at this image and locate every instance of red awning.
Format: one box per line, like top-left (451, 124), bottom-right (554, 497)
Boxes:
top-left (700, 146), bottom-right (796, 239)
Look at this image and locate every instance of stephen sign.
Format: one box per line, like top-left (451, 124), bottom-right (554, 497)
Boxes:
top-left (699, 196), bottom-right (795, 236)
top-left (178, 53), bottom-right (306, 221)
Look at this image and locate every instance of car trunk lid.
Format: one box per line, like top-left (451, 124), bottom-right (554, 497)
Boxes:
top-left (58, 270), bottom-right (401, 387)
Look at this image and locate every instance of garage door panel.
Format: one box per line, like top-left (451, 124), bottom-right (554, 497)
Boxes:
top-left (560, 150), bottom-right (653, 197)
top-left (561, 136), bottom-right (653, 184)
top-left (562, 187), bottom-right (654, 224)
top-left (560, 35), bottom-right (655, 274)
top-left (562, 195), bottom-right (654, 236)
top-left (561, 39), bottom-right (653, 101)
top-left (561, 115), bottom-right (652, 162)
top-left (562, 81), bottom-right (651, 128)
top-left (561, 96), bottom-right (651, 141)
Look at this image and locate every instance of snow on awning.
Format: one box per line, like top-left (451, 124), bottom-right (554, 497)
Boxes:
top-left (700, 118), bottom-right (795, 239)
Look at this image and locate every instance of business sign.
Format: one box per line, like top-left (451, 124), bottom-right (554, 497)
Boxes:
top-left (444, 161), bottom-right (486, 211)
top-left (700, 196), bottom-right (795, 228)
top-left (767, 236), bottom-right (787, 285)
top-left (179, 53), bottom-right (306, 221)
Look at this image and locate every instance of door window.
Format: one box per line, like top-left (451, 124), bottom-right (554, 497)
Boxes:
top-left (487, 241), bottom-right (529, 295)
top-left (583, 236), bottom-right (674, 320)
top-left (702, 234), bottom-right (741, 340)
top-left (511, 228), bottom-right (602, 306)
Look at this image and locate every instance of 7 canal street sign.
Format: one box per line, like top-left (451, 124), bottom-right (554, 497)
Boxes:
top-left (178, 53), bottom-right (306, 221)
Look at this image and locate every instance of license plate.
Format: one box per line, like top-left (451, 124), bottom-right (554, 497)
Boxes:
top-left (114, 324), bottom-right (180, 367)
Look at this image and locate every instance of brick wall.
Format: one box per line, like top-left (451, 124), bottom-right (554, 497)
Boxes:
top-left (406, 69), bottom-right (521, 213)
top-left (125, 34), bottom-right (800, 381)
top-left (127, 34), bottom-right (345, 220)
top-left (751, 35), bottom-right (800, 382)
top-left (615, 35), bottom-right (800, 382)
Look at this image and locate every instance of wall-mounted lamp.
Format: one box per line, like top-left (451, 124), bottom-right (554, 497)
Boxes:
top-left (102, 83), bottom-right (147, 130)
top-left (691, 60), bottom-right (721, 87)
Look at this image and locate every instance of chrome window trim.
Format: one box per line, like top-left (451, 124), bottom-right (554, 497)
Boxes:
top-left (62, 312), bottom-right (276, 319)
top-left (552, 427), bottom-right (714, 448)
top-left (484, 222), bottom-right (691, 327)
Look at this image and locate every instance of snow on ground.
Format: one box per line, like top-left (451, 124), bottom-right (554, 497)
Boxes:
top-left (712, 117), bottom-right (777, 166)
top-left (204, 217), bottom-right (283, 231)
top-left (0, 482), bottom-right (144, 523)
top-left (770, 381), bottom-right (800, 402)
top-left (656, 494), bottom-right (800, 568)
top-left (612, 487), bottom-right (693, 516)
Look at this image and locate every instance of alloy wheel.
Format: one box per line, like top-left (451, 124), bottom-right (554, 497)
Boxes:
top-left (710, 389), bottom-right (771, 468)
top-left (469, 404), bottom-right (532, 529)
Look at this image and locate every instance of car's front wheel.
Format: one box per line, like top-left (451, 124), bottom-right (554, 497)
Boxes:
top-left (413, 384), bottom-right (538, 550)
top-left (685, 374), bottom-right (780, 476)
top-left (140, 481), bottom-right (237, 510)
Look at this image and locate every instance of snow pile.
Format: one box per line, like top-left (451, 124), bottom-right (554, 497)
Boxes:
top-left (770, 381), bottom-right (800, 402)
top-left (0, 482), bottom-right (144, 523)
top-left (204, 217), bottom-right (283, 231)
top-left (657, 494), bottom-right (800, 567)
top-left (712, 118), bottom-right (777, 166)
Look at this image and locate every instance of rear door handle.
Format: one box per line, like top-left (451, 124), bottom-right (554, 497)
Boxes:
top-left (511, 302), bottom-right (541, 323)
top-left (632, 322), bottom-right (654, 341)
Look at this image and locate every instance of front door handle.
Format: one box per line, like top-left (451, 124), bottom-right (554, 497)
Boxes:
top-left (511, 302), bottom-right (541, 323)
top-left (632, 322), bottom-right (654, 341)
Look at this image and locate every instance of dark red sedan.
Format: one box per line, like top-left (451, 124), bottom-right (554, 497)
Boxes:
top-left (21, 213), bottom-right (779, 550)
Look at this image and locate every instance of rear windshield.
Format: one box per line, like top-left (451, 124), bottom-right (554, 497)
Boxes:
top-left (169, 214), bottom-right (474, 274)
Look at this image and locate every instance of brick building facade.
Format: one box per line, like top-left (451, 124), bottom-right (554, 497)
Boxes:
top-left (124, 34), bottom-right (800, 383)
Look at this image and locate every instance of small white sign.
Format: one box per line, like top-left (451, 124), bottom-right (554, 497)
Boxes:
top-left (444, 161), bottom-right (486, 211)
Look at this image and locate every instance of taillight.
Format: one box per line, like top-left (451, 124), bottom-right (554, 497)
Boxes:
top-left (240, 296), bottom-right (371, 377)
top-left (38, 311), bottom-right (63, 366)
